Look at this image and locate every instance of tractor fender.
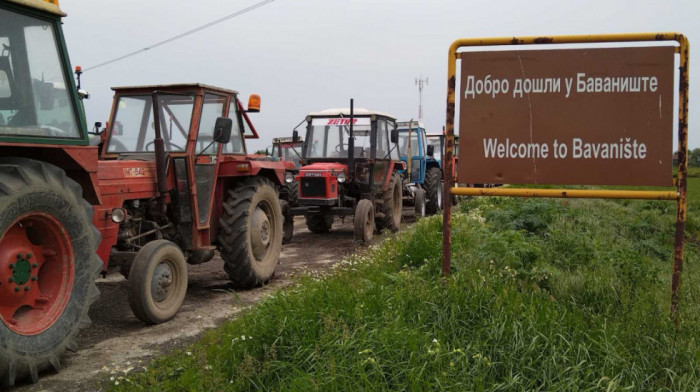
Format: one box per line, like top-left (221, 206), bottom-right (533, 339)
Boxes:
top-left (0, 145), bottom-right (101, 205)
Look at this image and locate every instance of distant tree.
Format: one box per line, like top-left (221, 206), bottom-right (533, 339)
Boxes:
top-left (254, 148), bottom-right (271, 156)
top-left (690, 148), bottom-right (700, 167)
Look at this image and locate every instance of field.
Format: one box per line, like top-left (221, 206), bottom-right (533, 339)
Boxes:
top-left (107, 180), bottom-right (700, 391)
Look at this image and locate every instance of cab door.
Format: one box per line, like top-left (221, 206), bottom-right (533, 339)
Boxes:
top-left (191, 93), bottom-right (227, 230)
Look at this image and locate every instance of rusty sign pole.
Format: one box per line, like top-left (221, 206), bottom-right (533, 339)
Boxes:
top-left (444, 33), bottom-right (689, 320)
top-left (442, 45), bottom-right (457, 278)
top-left (671, 35), bottom-right (690, 323)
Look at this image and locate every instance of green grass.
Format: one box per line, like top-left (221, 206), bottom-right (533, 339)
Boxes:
top-left (107, 187), bottom-right (700, 391)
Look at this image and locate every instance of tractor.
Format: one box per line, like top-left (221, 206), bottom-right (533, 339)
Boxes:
top-left (0, 0), bottom-right (291, 385)
top-left (271, 136), bottom-right (303, 243)
top-left (288, 103), bottom-right (404, 243)
top-left (396, 121), bottom-right (443, 217)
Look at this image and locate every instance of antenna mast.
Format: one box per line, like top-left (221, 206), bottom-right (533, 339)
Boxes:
top-left (415, 74), bottom-right (428, 121)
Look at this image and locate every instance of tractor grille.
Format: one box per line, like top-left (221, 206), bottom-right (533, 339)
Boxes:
top-left (300, 177), bottom-right (327, 198)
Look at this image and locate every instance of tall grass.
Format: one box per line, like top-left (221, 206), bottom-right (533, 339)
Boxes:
top-left (110, 196), bottom-right (700, 391)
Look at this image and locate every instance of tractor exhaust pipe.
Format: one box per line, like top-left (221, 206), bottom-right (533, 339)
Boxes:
top-left (151, 94), bottom-right (168, 198)
top-left (348, 98), bottom-right (355, 179)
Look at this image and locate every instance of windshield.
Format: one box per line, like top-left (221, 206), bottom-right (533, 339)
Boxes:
top-left (398, 129), bottom-right (422, 157)
top-left (107, 94), bottom-right (193, 153)
top-left (427, 137), bottom-right (443, 162)
top-left (0, 7), bottom-right (80, 139)
top-left (305, 117), bottom-right (372, 159)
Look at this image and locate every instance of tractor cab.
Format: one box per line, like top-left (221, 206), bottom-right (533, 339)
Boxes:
top-left (290, 106), bottom-right (404, 243)
top-left (397, 123), bottom-right (443, 216)
top-left (0, 1), bottom-right (86, 145)
top-left (272, 136), bottom-right (304, 170)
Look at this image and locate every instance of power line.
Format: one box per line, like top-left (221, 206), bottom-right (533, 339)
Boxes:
top-left (83, 0), bottom-right (277, 72)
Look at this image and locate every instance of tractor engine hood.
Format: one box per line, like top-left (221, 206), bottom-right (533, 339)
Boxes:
top-left (299, 162), bottom-right (348, 176)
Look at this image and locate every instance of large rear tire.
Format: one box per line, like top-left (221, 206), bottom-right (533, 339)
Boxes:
top-left (305, 214), bottom-right (333, 234)
top-left (218, 177), bottom-right (283, 289)
top-left (425, 167), bottom-right (443, 215)
top-left (377, 171), bottom-right (402, 232)
top-left (354, 199), bottom-right (375, 243)
top-left (0, 158), bottom-right (101, 387)
top-left (279, 180), bottom-right (298, 207)
top-left (127, 240), bottom-right (188, 325)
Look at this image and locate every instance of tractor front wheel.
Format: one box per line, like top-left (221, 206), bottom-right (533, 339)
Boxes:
top-left (218, 177), bottom-right (283, 288)
top-left (127, 240), bottom-right (188, 325)
top-left (354, 199), bottom-right (375, 243)
top-left (0, 158), bottom-right (101, 387)
top-left (414, 188), bottom-right (426, 219)
top-left (377, 171), bottom-right (402, 232)
top-left (305, 214), bottom-right (333, 234)
top-left (425, 167), bottom-right (443, 215)
top-left (281, 200), bottom-right (294, 244)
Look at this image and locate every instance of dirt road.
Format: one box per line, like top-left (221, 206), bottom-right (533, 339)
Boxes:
top-left (18, 212), bottom-right (414, 391)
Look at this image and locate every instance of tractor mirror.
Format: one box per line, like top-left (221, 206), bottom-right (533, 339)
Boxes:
top-left (248, 94), bottom-right (261, 113)
top-left (213, 117), bottom-right (233, 144)
top-left (427, 144), bottom-right (435, 156)
top-left (292, 130), bottom-right (299, 143)
top-left (390, 127), bottom-right (399, 144)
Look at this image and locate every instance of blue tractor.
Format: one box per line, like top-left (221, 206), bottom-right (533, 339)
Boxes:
top-left (397, 121), bottom-right (443, 216)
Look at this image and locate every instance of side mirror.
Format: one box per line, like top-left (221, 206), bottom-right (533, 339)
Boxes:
top-left (213, 117), bottom-right (232, 144)
top-left (427, 144), bottom-right (435, 156)
top-left (292, 130), bottom-right (299, 143)
top-left (247, 94), bottom-right (261, 113)
top-left (390, 127), bottom-right (398, 144)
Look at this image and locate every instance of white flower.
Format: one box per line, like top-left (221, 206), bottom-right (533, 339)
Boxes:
top-left (110, 376), bottom-right (115, 381)
top-left (186, 351), bottom-right (192, 356)
top-left (115, 381), bottom-right (119, 386)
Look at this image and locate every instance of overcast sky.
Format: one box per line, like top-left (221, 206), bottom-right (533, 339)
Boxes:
top-left (60, 0), bottom-right (699, 152)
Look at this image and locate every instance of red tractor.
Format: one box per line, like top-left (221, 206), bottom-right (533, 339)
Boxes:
top-left (271, 137), bottom-right (303, 243)
top-left (0, 1), bottom-right (291, 386)
top-left (289, 103), bottom-right (404, 243)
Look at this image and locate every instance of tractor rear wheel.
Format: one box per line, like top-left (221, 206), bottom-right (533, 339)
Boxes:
top-left (414, 188), bottom-right (427, 219)
top-left (280, 180), bottom-right (298, 207)
top-left (127, 240), bottom-right (188, 325)
top-left (377, 171), bottom-right (402, 232)
top-left (305, 214), bottom-right (333, 234)
top-left (354, 199), bottom-right (375, 243)
top-left (218, 177), bottom-right (283, 288)
top-left (281, 200), bottom-right (294, 244)
top-left (425, 167), bottom-right (443, 215)
top-left (0, 158), bottom-right (101, 387)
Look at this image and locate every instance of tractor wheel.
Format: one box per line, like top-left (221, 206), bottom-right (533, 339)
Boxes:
top-left (414, 188), bottom-right (427, 219)
top-left (280, 180), bottom-right (298, 207)
top-left (425, 167), bottom-right (443, 215)
top-left (187, 249), bottom-right (215, 265)
top-left (305, 214), bottom-right (333, 234)
top-left (127, 240), bottom-right (188, 325)
top-left (354, 199), bottom-right (375, 243)
top-left (377, 171), bottom-right (402, 232)
top-left (218, 177), bottom-right (283, 289)
top-left (281, 200), bottom-right (294, 244)
top-left (0, 158), bottom-right (101, 387)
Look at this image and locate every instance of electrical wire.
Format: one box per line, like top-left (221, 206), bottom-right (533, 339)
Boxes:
top-left (82, 0), bottom-right (276, 72)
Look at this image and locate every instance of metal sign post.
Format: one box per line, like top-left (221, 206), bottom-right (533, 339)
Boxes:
top-left (442, 33), bottom-right (689, 322)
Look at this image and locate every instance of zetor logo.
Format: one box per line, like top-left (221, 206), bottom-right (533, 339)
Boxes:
top-left (326, 118), bottom-right (357, 125)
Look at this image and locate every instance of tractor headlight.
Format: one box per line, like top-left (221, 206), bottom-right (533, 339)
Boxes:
top-left (285, 172), bottom-right (295, 184)
top-left (111, 208), bottom-right (127, 223)
top-left (337, 172), bottom-right (347, 183)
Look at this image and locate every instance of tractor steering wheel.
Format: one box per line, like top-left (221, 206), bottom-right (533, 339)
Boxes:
top-left (145, 140), bottom-right (183, 152)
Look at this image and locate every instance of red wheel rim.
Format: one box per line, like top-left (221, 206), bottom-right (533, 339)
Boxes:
top-left (0, 213), bottom-right (75, 335)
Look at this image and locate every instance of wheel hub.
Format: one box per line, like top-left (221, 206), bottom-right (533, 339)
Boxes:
top-left (0, 213), bottom-right (74, 335)
top-left (250, 207), bottom-right (271, 260)
top-left (151, 263), bottom-right (173, 303)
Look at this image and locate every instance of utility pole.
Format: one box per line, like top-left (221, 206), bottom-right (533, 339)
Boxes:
top-left (415, 75), bottom-right (428, 121)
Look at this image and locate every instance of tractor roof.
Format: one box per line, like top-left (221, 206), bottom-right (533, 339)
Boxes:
top-left (396, 121), bottom-right (426, 129)
top-left (308, 108), bottom-right (395, 120)
top-left (5, 0), bottom-right (65, 16)
top-left (111, 83), bottom-right (238, 96)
